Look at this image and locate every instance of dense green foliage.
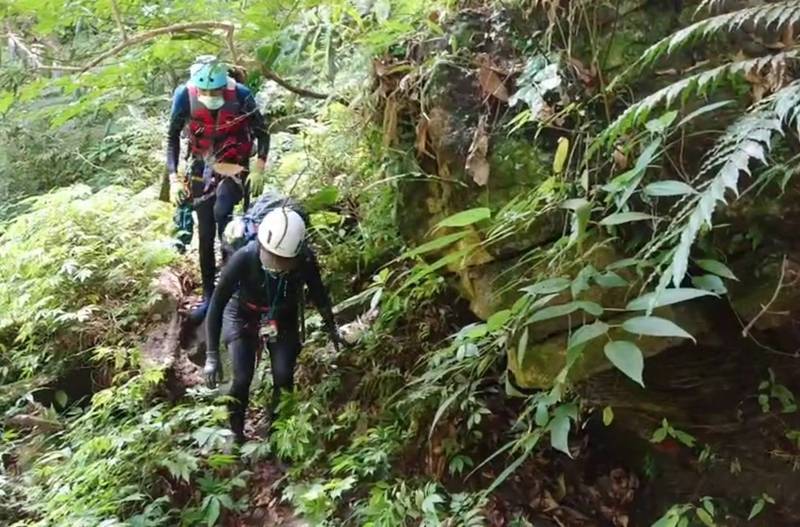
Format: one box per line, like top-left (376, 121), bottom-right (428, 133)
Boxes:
top-left (1, 0), bottom-right (799, 525)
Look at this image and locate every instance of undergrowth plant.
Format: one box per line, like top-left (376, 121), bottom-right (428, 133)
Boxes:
top-left (0, 185), bottom-right (175, 405)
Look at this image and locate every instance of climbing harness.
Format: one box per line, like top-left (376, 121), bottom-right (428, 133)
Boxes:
top-left (246, 274), bottom-right (287, 368)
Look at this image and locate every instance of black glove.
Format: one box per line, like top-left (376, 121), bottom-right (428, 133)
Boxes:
top-left (204, 349), bottom-right (223, 388)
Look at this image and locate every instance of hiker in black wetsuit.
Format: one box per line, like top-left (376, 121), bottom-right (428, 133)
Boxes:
top-left (166, 56), bottom-right (270, 323)
top-left (203, 207), bottom-right (340, 444)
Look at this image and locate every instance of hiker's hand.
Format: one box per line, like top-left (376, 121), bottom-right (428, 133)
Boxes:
top-left (255, 157), bottom-right (267, 174)
top-left (204, 351), bottom-right (222, 388)
top-left (169, 173), bottom-right (186, 206)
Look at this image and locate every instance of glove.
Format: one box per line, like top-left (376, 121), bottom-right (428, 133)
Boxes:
top-left (169, 173), bottom-right (187, 206)
top-left (204, 349), bottom-right (223, 388)
top-left (248, 158), bottom-right (268, 195)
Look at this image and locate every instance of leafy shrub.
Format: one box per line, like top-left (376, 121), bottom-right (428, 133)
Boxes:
top-left (0, 184), bottom-right (175, 390)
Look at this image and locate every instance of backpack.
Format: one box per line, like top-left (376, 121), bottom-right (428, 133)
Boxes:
top-left (225, 190), bottom-right (310, 251)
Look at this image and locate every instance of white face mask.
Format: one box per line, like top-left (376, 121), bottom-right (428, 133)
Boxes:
top-left (198, 95), bottom-right (224, 110)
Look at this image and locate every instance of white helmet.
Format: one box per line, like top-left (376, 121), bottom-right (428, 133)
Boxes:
top-left (257, 208), bottom-right (306, 258)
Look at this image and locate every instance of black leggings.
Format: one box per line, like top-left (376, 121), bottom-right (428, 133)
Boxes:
top-left (227, 329), bottom-right (302, 434)
top-left (195, 177), bottom-right (244, 297)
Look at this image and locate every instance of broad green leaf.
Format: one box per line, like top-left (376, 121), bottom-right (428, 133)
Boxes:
top-left (534, 402), bottom-right (549, 427)
top-left (604, 341), bottom-right (645, 387)
top-left (599, 212), bottom-right (653, 226)
top-left (516, 327), bottom-right (529, 372)
top-left (0, 92), bottom-right (14, 114)
top-left (528, 302), bottom-right (579, 323)
top-left (691, 274), bottom-right (727, 294)
top-left (561, 198), bottom-right (589, 211)
top-left (575, 301), bottom-right (603, 316)
top-left (644, 180), bottom-right (696, 197)
top-left (487, 309), bottom-right (512, 331)
top-left (622, 316), bottom-right (694, 341)
top-left (436, 208), bottom-right (491, 229)
top-left (511, 295), bottom-right (530, 314)
top-left (55, 390), bottom-right (68, 408)
top-left (652, 514), bottom-right (680, 527)
top-left (602, 167), bottom-right (643, 194)
top-left (651, 427), bottom-right (668, 443)
top-left (695, 508), bottom-right (715, 527)
top-left (696, 259), bottom-right (737, 280)
top-left (529, 293), bottom-right (559, 310)
top-left (403, 231), bottom-right (468, 258)
top-left (568, 321), bottom-right (609, 349)
top-left (603, 406), bottom-right (614, 426)
top-left (570, 201), bottom-right (592, 250)
top-left (607, 258), bottom-right (643, 270)
top-left (626, 288), bottom-right (716, 310)
top-left (521, 277), bottom-right (571, 295)
top-left (466, 324), bottom-right (488, 339)
top-left (748, 499), bottom-right (765, 520)
top-left (205, 497), bottom-right (220, 527)
top-left (305, 186), bottom-right (340, 211)
top-left (595, 271), bottom-right (628, 288)
top-left (645, 111), bottom-right (678, 134)
top-left (553, 137), bottom-right (569, 174)
top-left (674, 429), bottom-right (696, 447)
top-left (616, 139), bottom-right (662, 208)
top-left (549, 414), bottom-right (571, 456)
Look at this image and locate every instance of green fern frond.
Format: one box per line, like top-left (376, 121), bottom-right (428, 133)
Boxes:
top-left (665, 80), bottom-right (800, 286)
top-left (622, 1), bottom-right (799, 76)
top-left (598, 51), bottom-right (797, 146)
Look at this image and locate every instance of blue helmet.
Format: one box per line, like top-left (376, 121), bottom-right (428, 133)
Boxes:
top-left (190, 56), bottom-right (228, 90)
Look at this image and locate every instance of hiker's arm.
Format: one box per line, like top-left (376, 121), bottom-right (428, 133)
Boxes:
top-left (237, 84), bottom-right (270, 163)
top-left (166, 85), bottom-right (189, 174)
top-left (303, 247), bottom-right (338, 344)
top-left (206, 247), bottom-right (245, 352)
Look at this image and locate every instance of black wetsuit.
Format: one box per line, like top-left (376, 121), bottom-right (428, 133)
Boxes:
top-left (205, 240), bottom-right (336, 438)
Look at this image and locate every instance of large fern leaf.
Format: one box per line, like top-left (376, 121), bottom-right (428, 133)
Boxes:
top-left (636, 2), bottom-right (800, 70)
top-left (668, 80), bottom-right (800, 286)
top-left (599, 52), bottom-right (797, 146)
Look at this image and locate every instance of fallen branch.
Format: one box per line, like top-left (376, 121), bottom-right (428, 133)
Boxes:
top-left (81, 21), bottom-right (236, 72)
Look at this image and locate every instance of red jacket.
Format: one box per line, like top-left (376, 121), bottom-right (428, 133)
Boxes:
top-left (186, 79), bottom-right (253, 163)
